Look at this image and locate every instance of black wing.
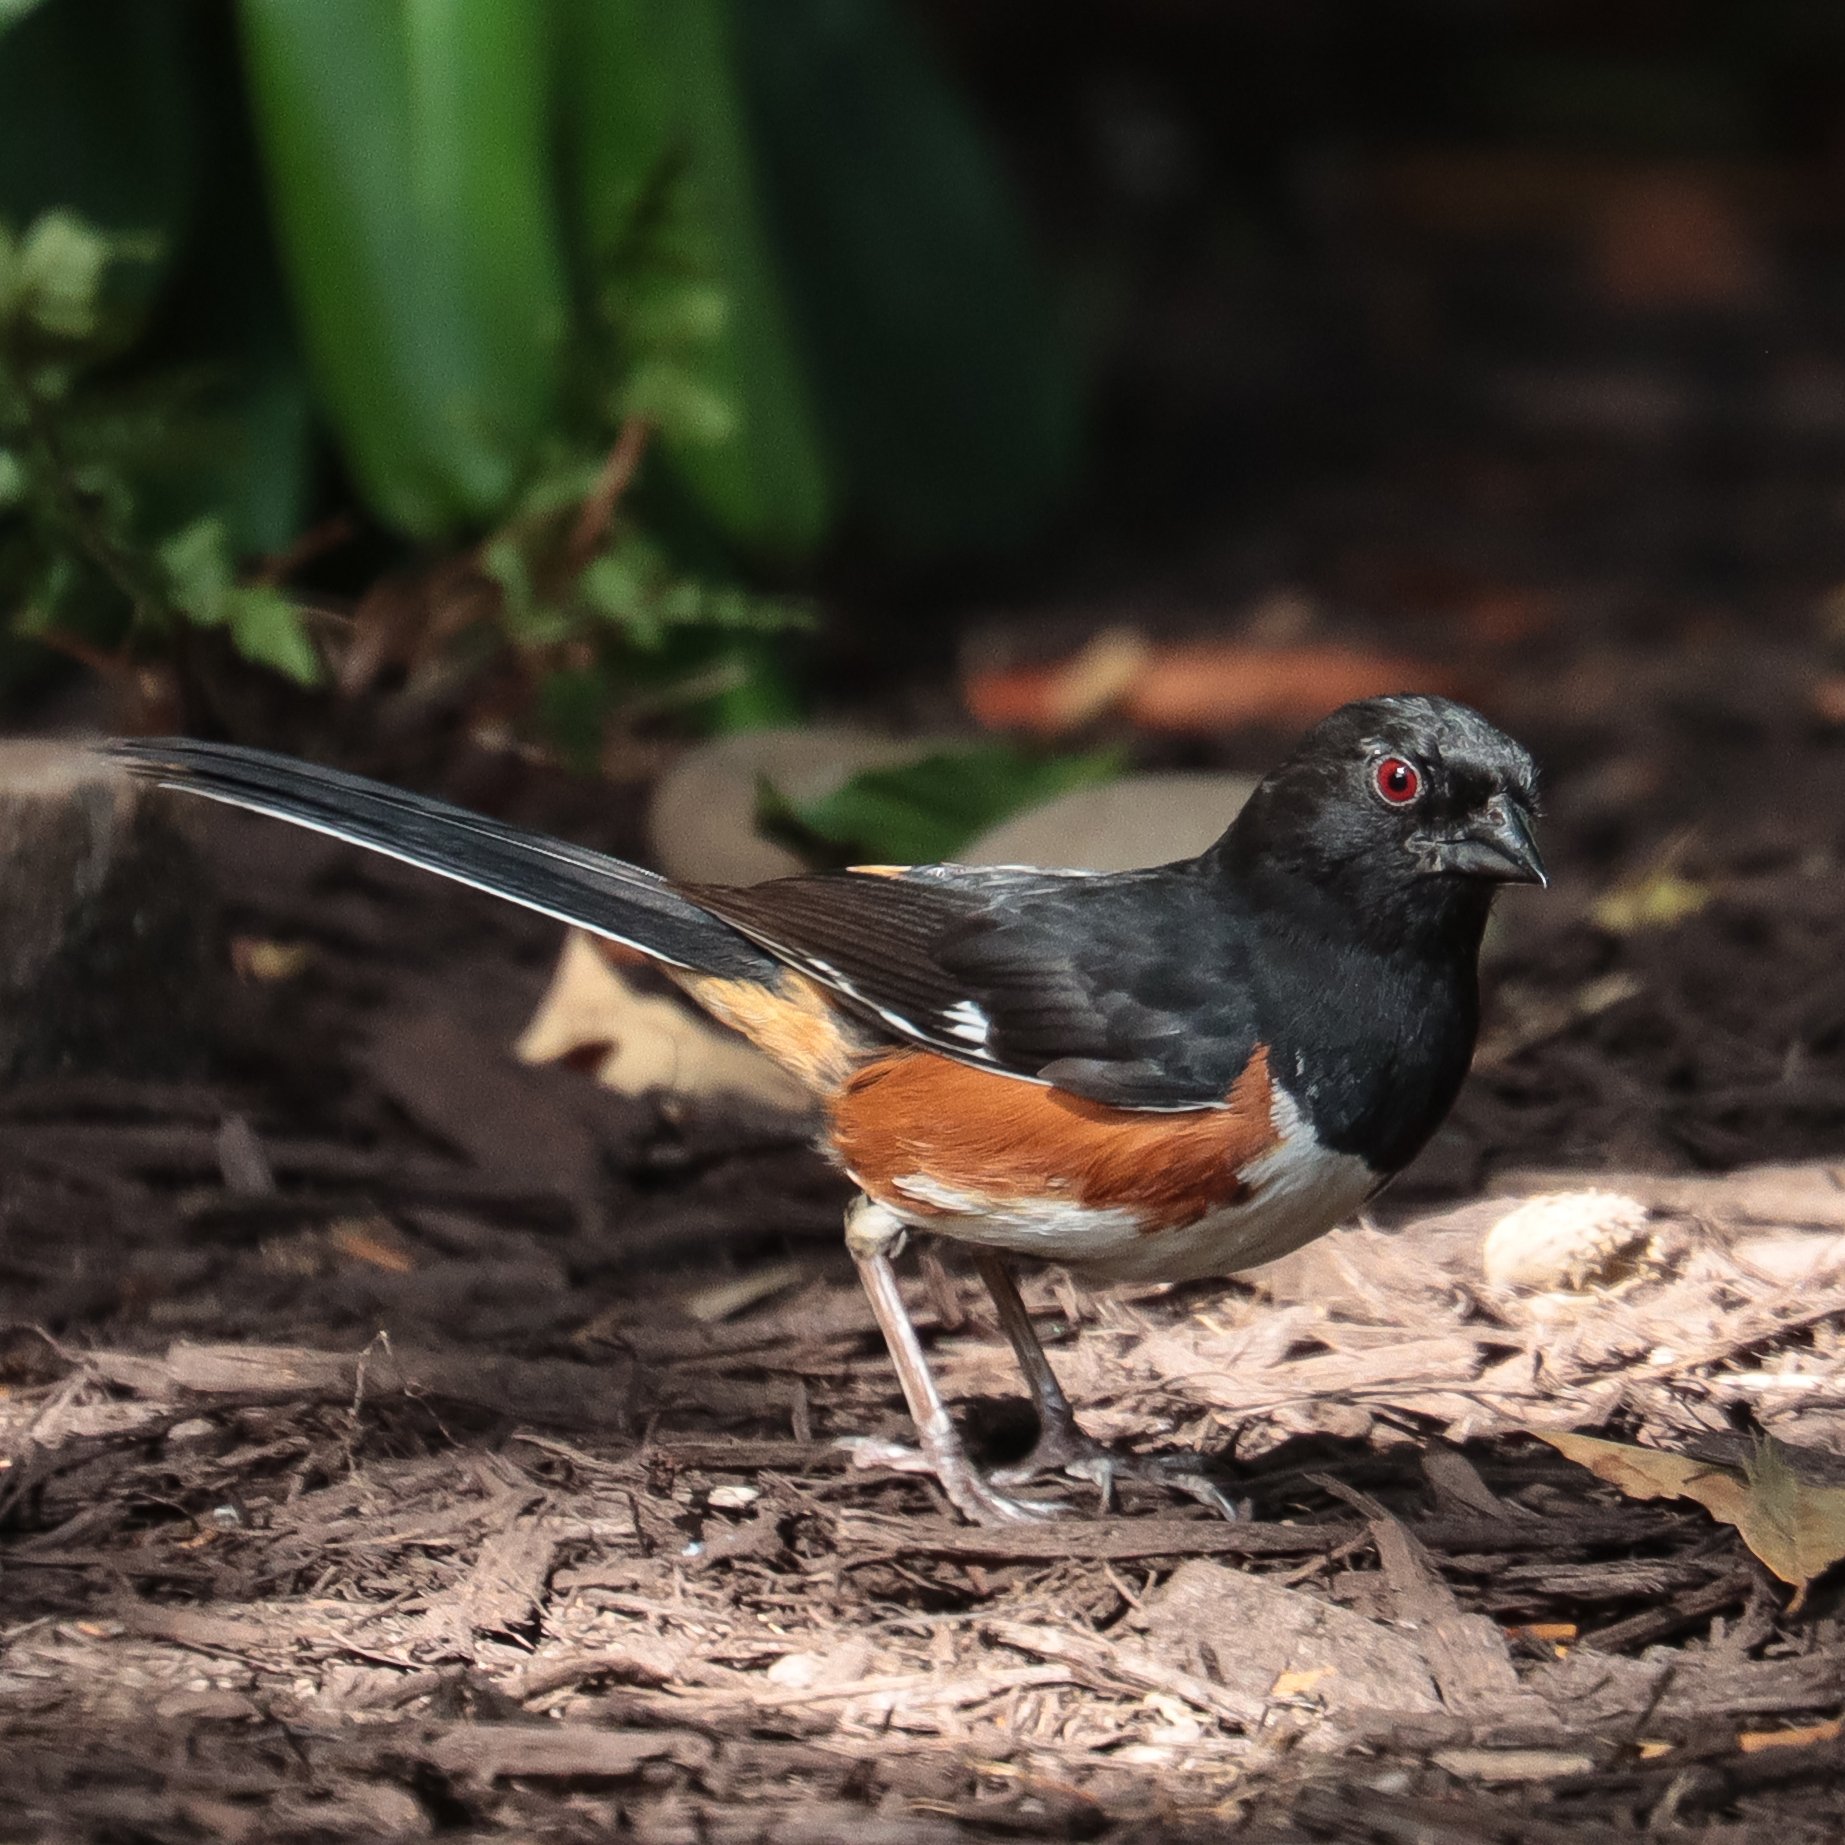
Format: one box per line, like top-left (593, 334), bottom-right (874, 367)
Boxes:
top-left (685, 861), bottom-right (1262, 1109)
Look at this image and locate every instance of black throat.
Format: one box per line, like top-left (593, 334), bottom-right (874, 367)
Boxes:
top-left (1209, 832), bottom-right (1494, 1176)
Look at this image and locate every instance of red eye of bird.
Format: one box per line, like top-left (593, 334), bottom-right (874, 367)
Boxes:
top-left (1375, 756), bottom-right (1421, 805)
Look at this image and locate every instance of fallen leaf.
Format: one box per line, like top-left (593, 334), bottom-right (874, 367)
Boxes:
top-left (1738, 1718), bottom-right (1844, 1754)
top-left (1475, 970), bottom-right (1643, 1065)
top-left (977, 627), bottom-right (1151, 730)
top-left (1538, 1432), bottom-right (1845, 1595)
top-left (1124, 644), bottom-right (1464, 735)
top-left (517, 933), bottom-right (808, 1113)
top-left (1590, 866), bottom-right (1711, 935)
top-left (231, 936), bottom-right (312, 982)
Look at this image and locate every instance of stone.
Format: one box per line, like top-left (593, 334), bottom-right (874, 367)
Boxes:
top-left (964, 771), bottom-right (1256, 870)
top-left (0, 742), bottom-right (219, 1078)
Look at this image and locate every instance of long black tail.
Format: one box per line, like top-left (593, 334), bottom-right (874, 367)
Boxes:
top-left (103, 738), bottom-right (777, 978)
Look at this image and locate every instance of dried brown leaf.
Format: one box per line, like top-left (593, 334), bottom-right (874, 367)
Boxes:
top-left (1538, 1432), bottom-right (1845, 1593)
top-left (516, 932), bottom-right (807, 1112)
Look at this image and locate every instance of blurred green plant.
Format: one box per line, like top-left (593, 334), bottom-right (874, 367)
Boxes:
top-left (0, 211), bottom-right (322, 684)
top-left (761, 742), bottom-right (1122, 867)
top-left (472, 420), bottom-right (816, 760)
top-left (565, 0), bottom-right (834, 557)
top-left (238, 0), bottom-right (570, 539)
top-left (0, 0), bottom-right (1080, 737)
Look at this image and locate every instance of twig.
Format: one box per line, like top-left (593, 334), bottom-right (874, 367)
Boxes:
top-left (249, 514), bottom-right (357, 589)
top-left (1581, 1570), bottom-right (1755, 1655)
top-left (830, 1506), bottom-right (1668, 1566)
top-left (568, 416), bottom-right (653, 567)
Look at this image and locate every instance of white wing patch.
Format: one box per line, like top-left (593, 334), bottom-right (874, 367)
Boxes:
top-left (771, 949), bottom-right (1008, 1066)
top-left (940, 999), bottom-right (992, 1046)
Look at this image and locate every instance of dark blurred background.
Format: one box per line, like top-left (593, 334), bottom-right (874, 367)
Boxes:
top-left (5, 0), bottom-right (1845, 782)
top-left (963, 0), bottom-right (1845, 621)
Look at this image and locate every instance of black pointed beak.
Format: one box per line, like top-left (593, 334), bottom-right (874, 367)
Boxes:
top-left (1420, 799), bottom-right (1547, 886)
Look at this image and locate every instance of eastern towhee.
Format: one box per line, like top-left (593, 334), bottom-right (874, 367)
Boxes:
top-left (106, 694), bottom-right (1543, 1524)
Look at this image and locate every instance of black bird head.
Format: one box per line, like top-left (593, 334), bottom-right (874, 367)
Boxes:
top-left (1216, 694), bottom-right (1544, 948)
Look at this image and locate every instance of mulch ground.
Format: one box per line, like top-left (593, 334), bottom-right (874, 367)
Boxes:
top-left (5, 614), bottom-right (1845, 1844)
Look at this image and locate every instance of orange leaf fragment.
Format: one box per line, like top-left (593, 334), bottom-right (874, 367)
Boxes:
top-left (329, 1218), bottom-right (416, 1274)
top-left (1813, 677), bottom-right (1845, 727)
top-left (1124, 644), bottom-right (1463, 734)
top-left (1738, 1718), bottom-right (1844, 1754)
top-left (1507, 1622), bottom-right (1577, 1645)
top-left (966, 639), bottom-right (1464, 737)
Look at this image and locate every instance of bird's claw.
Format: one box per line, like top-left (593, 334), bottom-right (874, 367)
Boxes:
top-left (993, 1427), bottom-right (1242, 1521)
top-left (835, 1434), bottom-right (1065, 1525)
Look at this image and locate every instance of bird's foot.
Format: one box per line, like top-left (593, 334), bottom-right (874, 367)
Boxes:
top-left (992, 1422), bottom-right (1242, 1521)
top-left (836, 1434), bottom-right (1065, 1526)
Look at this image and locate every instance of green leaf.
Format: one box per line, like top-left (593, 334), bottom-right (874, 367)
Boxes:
top-left (0, 0), bottom-right (197, 338)
top-left (0, 221), bottom-right (18, 319)
top-left (738, 0), bottom-right (1079, 555)
top-left (699, 637), bottom-right (802, 732)
top-left (564, 0), bottom-right (834, 555)
top-left (224, 583), bottom-right (321, 684)
top-left (13, 211), bottom-right (113, 339)
top-left (238, 0), bottom-right (569, 536)
top-left (134, 58), bottom-right (316, 558)
top-left (762, 744), bottom-right (1122, 867)
top-left (158, 514), bottom-right (234, 623)
top-left (575, 531), bottom-right (812, 653)
top-left (155, 517), bottom-right (319, 682)
top-left (0, 0), bottom-right (52, 33)
top-left (620, 279), bottom-right (729, 350)
top-left (617, 357), bottom-right (736, 448)
top-left (579, 545), bottom-right (661, 645)
top-left (559, 0), bottom-right (677, 263)
top-left (481, 534), bottom-right (573, 648)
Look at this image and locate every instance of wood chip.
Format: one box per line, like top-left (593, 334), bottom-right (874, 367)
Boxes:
top-left (984, 1618), bottom-right (1260, 1727)
top-left (1124, 1558), bottom-right (1443, 1733)
top-left (422, 1723), bottom-right (713, 1784)
top-left (1317, 1477), bottom-right (1544, 1723)
top-left (1432, 1746), bottom-right (1599, 1782)
top-left (82, 1340), bottom-right (636, 1435)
